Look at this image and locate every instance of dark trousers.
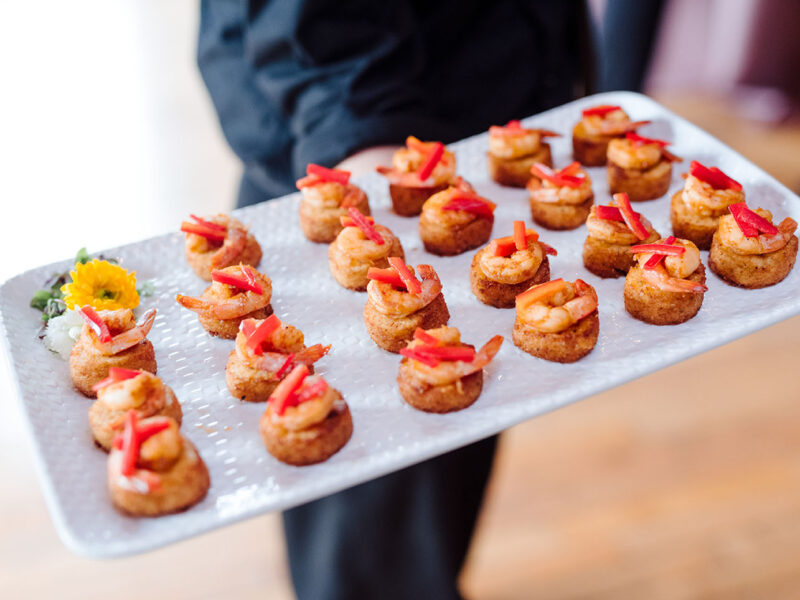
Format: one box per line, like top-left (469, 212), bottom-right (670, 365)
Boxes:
top-left (283, 436), bottom-right (499, 600)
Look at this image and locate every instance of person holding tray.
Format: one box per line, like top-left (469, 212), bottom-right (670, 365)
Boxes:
top-left (197, 1), bottom-right (663, 598)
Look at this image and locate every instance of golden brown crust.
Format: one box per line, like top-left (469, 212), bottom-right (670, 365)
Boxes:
top-left (420, 214), bottom-right (494, 256)
top-left (197, 304), bottom-right (273, 340)
top-left (363, 293), bottom-right (450, 353)
top-left (607, 160), bottom-right (672, 202)
top-left (512, 312), bottom-right (599, 363)
top-left (470, 253), bottom-right (550, 308)
top-left (89, 387), bottom-right (183, 451)
top-left (186, 236), bottom-right (262, 282)
top-left (669, 190), bottom-right (718, 250)
top-left (582, 229), bottom-right (661, 278)
top-left (260, 397), bottom-right (353, 466)
top-left (388, 183), bottom-right (449, 217)
top-left (487, 143), bottom-right (552, 187)
top-left (225, 351), bottom-right (316, 402)
top-left (70, 338), bottom-right (157, 398)
top-left (624, 263), bottom-right (706, 325)
top-left (397, 365), bottom-right (483, 413)
top-left (530, 196), bottom-right (593, 231)
top-left (328, 235), bottom-right (405, 292)
top-left (572, 122), bottom-right (618, 166)
top-left (708, 232), bottom-right (798, 289)
top-left (298, 188), bottom-right (371, 243)
top-left (108, 440), bottom-right (210, 517)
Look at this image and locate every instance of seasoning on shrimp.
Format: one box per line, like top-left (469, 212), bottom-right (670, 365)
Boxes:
top-left (527, 161), bottom-right (594, 230)
top-left (512, 278), bottom-right (599, 363)
top-left (624, 237), bottom-right (707, 325)
top-left (709, 203), bottom-right (798, 288)
top-left (607, 132), bottom-right (681, 202)
top-left (69, 306), bottom-right (158, 397)
top-left (487, 119), bottom-right (560, 187)
top-left (572, 105), bottom-right (649, 166)
top-left (419, 180), bottom-right (495, 255)
top-left (297, 164), bottom-right (371, 243)
top-left (397, 327), bottom-right (503, 413)
top-left (176, 264), bottom-right (273, 339)
top-left (180, 214), bottom-right (262, 281)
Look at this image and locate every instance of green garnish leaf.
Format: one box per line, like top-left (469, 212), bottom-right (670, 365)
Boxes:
top-left (75, 247), bottom-right (91, 264)
top-left (30, 290), bottom-right (52, 311)
top-left (137, 280), bottom-right (155, 297)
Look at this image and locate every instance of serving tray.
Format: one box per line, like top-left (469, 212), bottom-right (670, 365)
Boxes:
top-left (1, 92), bottom-right (798, 558)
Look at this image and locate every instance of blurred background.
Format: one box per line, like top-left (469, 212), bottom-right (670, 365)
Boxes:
top-left (2, 1), bottom-right (799, 598)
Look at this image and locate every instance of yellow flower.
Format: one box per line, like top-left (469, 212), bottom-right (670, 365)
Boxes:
top-left (61, 259), bottom-right (140, 311)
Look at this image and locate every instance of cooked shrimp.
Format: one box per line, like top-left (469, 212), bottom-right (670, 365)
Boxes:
top-left (210, 222), bottom-right (248, 269)
top-left (366, 264), bottom-right (443, 317)
top-left (176, 266), bottom-right (272, 320)
top-left (518, 280), bottom-right (598, 333)
top-left (479, 240), bottom-right (544, 284)
top-left (233, 319), bottom-right (328, 372)
top-left (333, 224), bottom-right (397, 261)
top-left (88, 309), bottom-right (156, 355)
top-left (271, 378), bottom-right (336, 431)
top-left (489, 129), bottom-right (542, 159)
top-left (137, 418), bottom-right (183, 473)
top-left (100, 372), bottom-right (168, 414)
top-left (408, 334), bottom-right (504, 386)
top-left (585, 206), bottom-right (655, 245)
top-left (378, 143), bottom-right (456, 187)
top-left (635, 239), bottom-right (706, 292)
top-left (528, 174), bottom-right (593, 205)
top-left (581, 109), bottom-right (643, 136)
top-left (300, 181), bottom-right (363, 210)
top-left (607, 138), bottom-right (662, 170)
top-left (681, 174), bottom-right (745, 216)
top-left (717, 211), bottom-right (797, 255)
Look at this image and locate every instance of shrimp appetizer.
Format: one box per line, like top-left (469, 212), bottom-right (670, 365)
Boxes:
top-left (527, 161), bottom-right (593, 230)
top-left (607, 133), bottom-right (681, 202)
top-left (398, 327), bottom-right (503, 413)
top-left (376, 136), bottom-right (456, 216)
top-left (328, 208), bottom-right (405, 291)
top-left (470, 220), bottom-right (555, 308)
top-left (226, 315), bottom-right (330, 403)
top-left (572, 105), bottom-right (648, 166)
top-left (671, 161), bottom-right (746, 249)
top-left (487, 120), bottom-right (559, 187)
top-left (89, 368), bottom-right (182, 451)
top-left (625, 237), bottom-right (707, 325)
top-left (108, 412), bottom-right (209, 517)
top-left (260, 365), bottom-right (352, 466)
top-left (419, 181), bottom-right (496, 255)
top-left (297, 164), bottom-right (370, 243)
top-left (364, 258), bottom-right (450, 353)
top-left (176, 264), bottom-right (272, 339)
top-left (70, 307), bottom-right (157, 398)
top-left (180, 214), bottom-right (262, 281)
top-left (709, 203), bottom-right (798, 288)
top-left (513, 278), bottom-right (599, 363)
top-left (583, 193), bottom-right (661, 278)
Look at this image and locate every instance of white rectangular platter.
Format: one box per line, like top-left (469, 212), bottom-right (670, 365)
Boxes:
top-left (1, 92), bottom-right (798, 558)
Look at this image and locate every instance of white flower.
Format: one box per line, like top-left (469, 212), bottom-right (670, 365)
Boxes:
top-left (43, 309), bottom-right (84, 359)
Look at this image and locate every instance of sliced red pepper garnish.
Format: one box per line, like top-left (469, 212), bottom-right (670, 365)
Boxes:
top-left (513, 221), bottom-right (527, 251)
top-left (530, 163), bottom-right (585, 188)
top-left (136, 419), bottom-right (171, 444)
top-left (307, 164), bottom-right (350, 185)
top-left (212, 269), bottom-right (263, 295)
top-left (293, 379), bottom-right (330, 405)
top-left (643, 236), bottom-right (676, 269)
top-left (91, 367), bottom-right (142, 392)
top-left (625, 132), bottom-right (670, 147)
top-left (388, 257), bottom-right (422, 295)
top-left (595, 205), bottom-right (625, 222)
top-left (729, 202), bottom-right (778, 237)
top-left (399, 346), bottom-right (440, 367)
top-left (190, 215), bottom-right (226, 231)
top-left (614, 193), bottom-right (649, 241)
top-left (630, 243), bottom-right (686, 256)
top-left (269, 364), bottom-right (309, 416)
top-left (367, 267), bottom-right (406, 289)
top-left (347, 207), bottom-right (384, 245)
top-left (340, 215), bottom-right (375, 227)
top-left (689, 160), bottom-right (743, 191)
top-left (582, 105), bottom-right (622, 118)
top-left (413, 328), bottom-right (440, 346)
top-left (416, 142), bottom-right (444, 181)
top-left (516, 278), bottom-right (566, 311)
top-left (275, 353), bottom-right (295, 379)
top-left (560, 161), bottom-right (582, 176)
top-left (78, 306), bottom-right (112, 343)
top-left (180, 222), bottom-right (227, 243)
top-left (120, 410), bottom-right (140, 477)
top-left (441, 195), bottom-right (496, 219)
top-left (491, 238), bottom-right (518, 257)
top-left (245, 314), bottom-right (281, 355)
top-left (241, 265), bottom-right (261, 290)
top-left (414, 345), bottom-right (476, 362)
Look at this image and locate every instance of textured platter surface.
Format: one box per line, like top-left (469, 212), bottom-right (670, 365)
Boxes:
top-left (1, 92), bottom-right (799, 558)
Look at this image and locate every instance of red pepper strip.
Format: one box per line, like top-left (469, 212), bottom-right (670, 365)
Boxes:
top-left (79, 306), bottom-right (112, 343)
top-left (293, 379), bottom-right (330, 405)
top-left (113, 436), bottom-right (123, 451)
top-left (212, 270), bottom-right (263, 295)
top-left (492, 238), bottom-right (518, 257)
top-left (387, 257), bottom-right (423, 295)
top-left (180, 222), bottom-right (227, 243)
top-left (240, 319), bottom-right (257, 339)
top-left (530, 163), bottom-right (584, 188)
top-left (307, 163), bottom-right (351, 185)
top-left (513, 221), bottom-right (527, 251)
top-left (120, 410), bottom-right (140, 477)
top-left (367, 267), bottom-right (406, 289)
top-left (245, 314), bottom-right (281, 355)
top-left (136, 419), bottom-right (171, 444)
top-left (340, 215), bottom-right (375, 227)
top-left (275, 354), bottom-right (295, 379)
top-left (348, 207), bottom-right (385, 245)
top-left (296, 173), bottom-right (323, 188)
top-left (595, 205), bottom-right (625, 222)
top-left (399, 346), bottom-right (440, 368)
top-left (516, 278), bottom-right (566, 310)
top-left (441, 196), bottom-right (496, 219)
top-left (506, 119), bottom-right (522, 129)
top-left (241, 265), bottom-right (261, 290)
top-left (269, 364), bottom-right (309, 415)
top-left (582, 104), bottom-right (622, 117)
top-left (689, 160), bottom-right (743, 191)
top-left (416, 142), bottom-right (444, 181)
top-left (414, 345), bottom-right (476, 362)
top-left (625, 132), bottom-right (670, 147)
top-left (539, 242), bottom-right (558, 256)
top-left (614, 193), bottom-right (650, 241)
top-left (643, 236), bottom-right (676, 269)
top-left (729, 202), bottom-right (778, 236)
top-left (190, 214), bottom-right (226, 231)
top-left (560, 161), bottom-right (582, 176)
top-left (414, 328), bottom-right (441, 346)
top-left (630, 243), bottom-right (686, 256)
top-left (91, 367), bottom-right (142, 392)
